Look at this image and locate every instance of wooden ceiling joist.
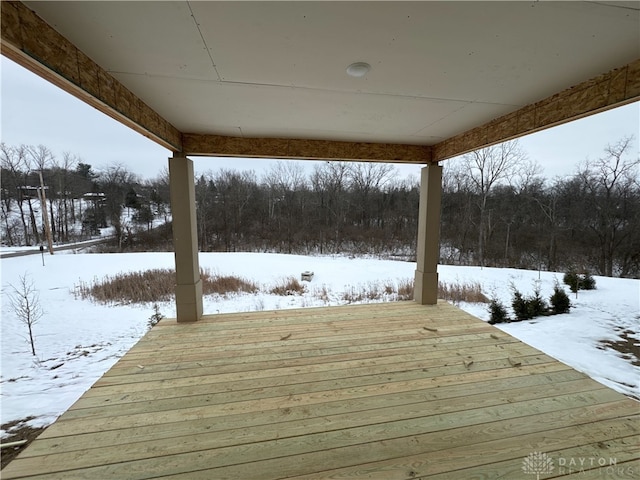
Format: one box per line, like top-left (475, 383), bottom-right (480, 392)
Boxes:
top-left (0, 1), bottom-right (182, 152)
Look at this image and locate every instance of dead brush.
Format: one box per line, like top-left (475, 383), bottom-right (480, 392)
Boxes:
top-left (270, 276), bottom-right (305, 296)
top-left (315, 285), bottom-right (331, 303)
top-left (396, 278), bottom-right (414, 300)
top-left (75, 268), bottom-right (258, 304)
top-left (342, 286), bottom-right (365, 303)
top-left (366, 282), bottom-right (382, 300)
top-left (439, 280), bottom-right (488, 304)
top-left (201, 269), bottom-right (258, 295)
top-left (75, 269), bottom-right (176, 304)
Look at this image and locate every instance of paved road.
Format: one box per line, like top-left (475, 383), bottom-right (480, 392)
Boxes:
top-left (0, 237), bottom-right (113, 259)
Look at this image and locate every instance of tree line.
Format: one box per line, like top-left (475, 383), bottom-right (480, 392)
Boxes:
top-left (1, 138), bottom-right (638, 277)
top-left (0, 143), bottom-right (170, 248)
top-left (441, 138), bottom-right (639, 277)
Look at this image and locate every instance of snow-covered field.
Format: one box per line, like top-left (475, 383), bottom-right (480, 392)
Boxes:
top-left (1, 251), bottom-right (638, 436)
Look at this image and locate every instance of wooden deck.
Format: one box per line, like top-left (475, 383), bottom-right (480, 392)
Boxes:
top-left (2, 301), bottom-right (638, 479)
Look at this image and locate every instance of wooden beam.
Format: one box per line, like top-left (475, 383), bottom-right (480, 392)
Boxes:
top-left (182, 134), bottom-right (432, 164)
top-left (0, 1), bottom-right (182, 152)
top-left (433, 59), bottom-right (640, 161)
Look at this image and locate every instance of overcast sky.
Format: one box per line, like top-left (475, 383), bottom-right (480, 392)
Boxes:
top-left (1, 56), bottom-right (638, 183)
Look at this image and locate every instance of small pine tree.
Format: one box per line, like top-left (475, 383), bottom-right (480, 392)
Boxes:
top-left (581, 271), bottom-right (596, 290)
top-left (511, 289), bottom-right (530, 321)
top-left (550, 284), bottom-right (571, 314)
top-left (563, 271), bottom-right (580, 293)
top-left (526, 284), bottom-right (548, 318)
top-left (563, 270), bottom-right (596, 293)
top-left (488, 298), bottom-right (509, 324)
top-left (148, 304), bottom-right (164, 329)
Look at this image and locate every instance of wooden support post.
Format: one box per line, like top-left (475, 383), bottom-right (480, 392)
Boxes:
top-left (414, 163), bottom-right (442, 305)
top-left (169, 155), bottom-right (202, 322)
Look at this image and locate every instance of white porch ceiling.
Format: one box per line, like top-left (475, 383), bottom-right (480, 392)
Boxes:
top-left (22, 1), bottom-right (640, 146)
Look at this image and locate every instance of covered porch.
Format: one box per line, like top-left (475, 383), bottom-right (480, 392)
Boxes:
top-left (2, 1), bottom-right (639, 321)
top-left (1, 3), bottom-right (638, 477)
top-left (2, 301), bottom-right (638, 479)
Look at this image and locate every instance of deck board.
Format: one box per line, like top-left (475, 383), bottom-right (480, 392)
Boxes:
top-left (2, 301), bottom-right (638, 479)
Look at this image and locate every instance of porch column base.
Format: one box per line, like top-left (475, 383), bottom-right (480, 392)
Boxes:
top-left (175, 279), bottom-right (203, 322)
top-left (414, 270), bottom-right (439, 305)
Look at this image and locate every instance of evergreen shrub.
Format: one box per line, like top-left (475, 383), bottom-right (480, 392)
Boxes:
top-left (550, 284), bottom-right (571, 314)
top-left (488, 298), bottom-right (509, 324)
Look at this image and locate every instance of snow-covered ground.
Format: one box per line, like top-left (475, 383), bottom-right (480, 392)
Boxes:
top-left (1, 251), bottom-right (638, 436)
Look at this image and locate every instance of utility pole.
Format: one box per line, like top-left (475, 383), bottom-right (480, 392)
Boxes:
top-left (38, 171), bottom-right (54, 255)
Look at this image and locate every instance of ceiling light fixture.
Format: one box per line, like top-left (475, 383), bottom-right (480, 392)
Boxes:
top-left (346, 62), bottom-right (371, 78)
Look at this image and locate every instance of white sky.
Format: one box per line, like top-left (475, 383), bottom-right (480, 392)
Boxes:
top-left (1, 56), bottom-right (638, 182)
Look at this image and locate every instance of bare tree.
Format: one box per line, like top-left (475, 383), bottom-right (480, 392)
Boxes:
top-left (347, 162), bottom-right (395, 228)
top-left (457, 140), bottom-right (527, 266)
top-left (215, 169), bottom-right (257, 251)
top-left (263, 162), bottom-right (309, 253)
top-left (52, 152), bottom-right (80, 242)
top-left (577, 136), bottom-right (639, 276)
top-left (1, 143), bottom-right (33, 244)
top-left (27, 145), bottom-right (55, 248)
top-left (19, 148), bottom-right (42, 246)
top-left (26, 144), bottom-right (54, 172)
top-left (97, 163), bottom-right (140, 247)
top-left (8, 273), bottom-right (44, 356)
top-left (147, 167), bottom-right (171, 223)
top-left (530, 179), bottom-right (562, 271)
top-left (311, 162), bottom-right (350, 252)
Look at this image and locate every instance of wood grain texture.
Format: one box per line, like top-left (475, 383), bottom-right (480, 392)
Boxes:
top-left (0, 1), bottom-right (182, 151)
top-left (2, 301), bottom-right (638, 479)
top-left (433, 59), bottom-right (640, 162)
top-left (182, 133), bottom-right (432, 164)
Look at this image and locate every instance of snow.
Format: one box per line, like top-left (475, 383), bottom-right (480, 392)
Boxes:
top-left (1, 252), bottom-right (638, 436)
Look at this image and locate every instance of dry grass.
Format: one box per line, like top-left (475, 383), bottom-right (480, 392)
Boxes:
top-left (270, 277), bottom-right (306, 296)
top-left (202, 269), bottom-right (258, 295)
top-left (74, 269), bottom-right (487, 306)
top-left (75, 268), bottom-right (257, 305)
top-left (75, 269), bottom-right (176, 304)
top-left (397, 278), bottom-right (414, 301)
top-left (341, 286), bottom-right (366, 303)
top-left (439, 280), bottom-right (488, 304)
top-left (342, 280), bottom-right (416, 303)
top-left (315, 285), bottom-right (331, 304)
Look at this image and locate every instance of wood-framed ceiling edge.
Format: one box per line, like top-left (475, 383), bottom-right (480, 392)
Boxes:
top-left (2, 2), bottom-right (638, 165)
top-left (180, 59), bottom-right (639, 163)
top-left (432, 59), bottom-right (640, 161)
top-left (181, 134), bottom-right (433, 164)
top-left (0, 1), bottom-right (183, 152)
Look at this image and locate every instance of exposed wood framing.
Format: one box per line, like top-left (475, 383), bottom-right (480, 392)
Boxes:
top-left (0, 1), bottom-right (182, 152)
top-left (182, 134), bottom-right (432, 164)
top-left (2, 1), bottom-right (636, 165)
top-left (433, 59), bottom-right (640, 162)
